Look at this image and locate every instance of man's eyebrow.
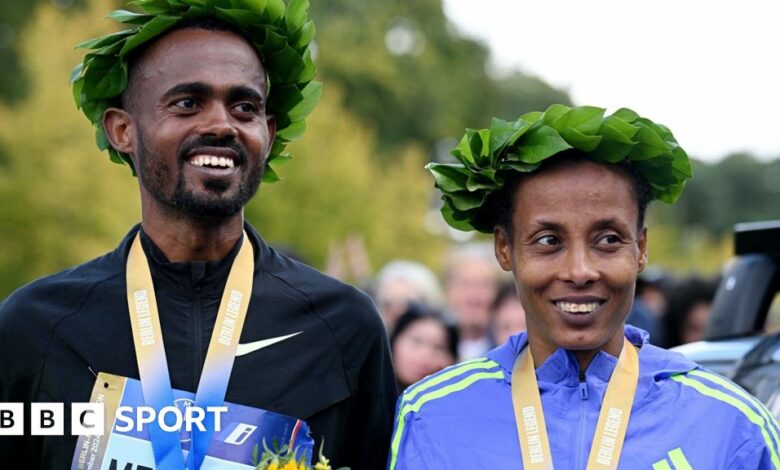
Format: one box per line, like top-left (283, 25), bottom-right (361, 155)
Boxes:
top-left (530, 220), bottom-right (563, 231)
top-left (226, 86), bottom-right (265, 104)
top-left (161, 82), bottom-right (212, 101)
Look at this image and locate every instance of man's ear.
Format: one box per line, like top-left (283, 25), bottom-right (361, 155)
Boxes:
top-left (103, 107), bottom-right (137, 165)
top-left (264, 114), bottom-right (277, 162)
top-left (494, 225), bottom-right (514, 272)
top-left (637, 226), bottom-right (648, 272)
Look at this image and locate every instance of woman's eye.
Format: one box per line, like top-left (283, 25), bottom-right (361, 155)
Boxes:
top-left (536, 235), bottom-right (559, 246)
top-left (597, 234), bottom-right (622, 245)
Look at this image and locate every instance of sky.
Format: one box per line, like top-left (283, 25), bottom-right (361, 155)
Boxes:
top-left (442, 0), bottom-right (780, 162)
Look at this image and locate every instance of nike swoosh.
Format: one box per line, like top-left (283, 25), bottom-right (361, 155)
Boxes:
top-left (235, 331), bottom-right (303, 357)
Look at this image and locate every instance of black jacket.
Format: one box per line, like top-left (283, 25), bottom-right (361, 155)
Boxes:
top-left (0, 223), bottom-right (397, 469)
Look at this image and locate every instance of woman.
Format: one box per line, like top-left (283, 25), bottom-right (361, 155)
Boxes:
top-left (389, 105), bottom-right (779, 469)
top-left (390, 303), bottom-right (458, 392)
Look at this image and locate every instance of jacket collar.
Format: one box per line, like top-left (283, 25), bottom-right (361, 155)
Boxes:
top-left (113, 222), bottom-right (269, 295)
top-left (486, 325), bottom-right (698, 388)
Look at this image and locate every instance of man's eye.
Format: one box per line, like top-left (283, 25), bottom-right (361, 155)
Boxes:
top-left (536, 235), bottom-right (560, 246)
top-left (597, 234), bottom-right (622, 245)
top-left (234, 102), bottom-right (259, 114)
top-left (173, 98), bottom-right (197, 109)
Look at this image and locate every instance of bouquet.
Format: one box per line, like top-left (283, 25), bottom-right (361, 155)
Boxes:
top-left (254, 440), bottom-right (349, 470)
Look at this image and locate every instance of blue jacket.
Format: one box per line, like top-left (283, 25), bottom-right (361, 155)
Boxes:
top-left (389, 326), bottom-right (780, 469)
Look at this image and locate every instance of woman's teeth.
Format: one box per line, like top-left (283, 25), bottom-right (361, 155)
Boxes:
top-left (556, 301), bottom-right (601, 313)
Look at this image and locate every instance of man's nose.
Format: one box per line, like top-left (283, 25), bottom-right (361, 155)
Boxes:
top-left (198, 102), bottom-right (238, 138)
top-left (558, 244), bottom-right (600, 287)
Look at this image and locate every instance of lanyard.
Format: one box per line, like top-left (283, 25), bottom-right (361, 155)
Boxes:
top-left (511, 338), bottom-right (639, 470)
top-left (126, 231), bottom-right (254, 470)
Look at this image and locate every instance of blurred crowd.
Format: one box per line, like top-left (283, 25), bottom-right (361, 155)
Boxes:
top-left (352, 243), bottom-right (721, 393)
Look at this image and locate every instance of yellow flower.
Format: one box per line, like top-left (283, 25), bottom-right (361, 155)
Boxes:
top-left (313, 462), bottom-right (331, 470)
top-left (298, 462), bottom-right (307, 470)
top-left (268, 464), bottom-right (279, 470)
top-left (283, 461), bottom-right (298, 470)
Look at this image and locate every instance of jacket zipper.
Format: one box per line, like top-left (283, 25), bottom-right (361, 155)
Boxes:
top-left (577, 370), bottom-right (588, 469)
top-left (193, 292), bottom-right (202, 390)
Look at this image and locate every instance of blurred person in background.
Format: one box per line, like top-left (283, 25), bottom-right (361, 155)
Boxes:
top-left (390, 303), bottom-right (458, 392)
top-left (625, 268), bottom-right (671, 345)
top-left (663, 275), bottom-right (720, 347)
top-left (374, 260), bottom-right (445, 331)
top-left (443, 243), bottom-right (501, 359)
top-left (490, 281), bottom-right (527, 347)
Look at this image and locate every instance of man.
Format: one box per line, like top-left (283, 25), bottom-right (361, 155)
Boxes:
top-left (390, 105), bottom-right (780, 468)
top-left (0, 1), bottom-right (396, 469)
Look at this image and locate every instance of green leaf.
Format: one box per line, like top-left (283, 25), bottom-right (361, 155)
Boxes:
top-left (428, 164), bottom-right (470, 193)
top-left (292, 21), bottom-right (315, 48)
top-left (447, 190), bottom-right (486, 211)
top-left (297, 48), bottom-right (316, 83)
top-left (515, 125), bottom-right (571, 163)
top-left (612, 107), bottom-right (639, 123)
top-left (266, 45), bottom-right (305, 83)
top-left (70, 63), bottom-right (84, 84)
top-left (107, 9), bottom-right (155, 25)
top-left (264, 0), bottom-right (286, 22)
top-left (559, 127), bottom-right (602, 151)
top-left (502, 160), bottom-right (540, 172)
top-left (440, 203), bottom-right (474, 232)
top-left (275, 119), bottom-right (306, 141)
top-left (267, 84), bottom-right (303, 111)
top-left (541, 104), bottom-right (570, 125)
top-left (83, 56), bottom-right (128, 99)
top-left (551, 105), bottom-right (604, 135)
top-left (487, 118), bottom-right (516, 155)
top-left (215, 8), bottom-right (262, 29)
top-left (628, 123), bottom-right (671, 160)
top-left (120, 15), bottom-right (180, 57)
top-left (466, 171), bottom-right (499, 192)
top-left (130, 0), bottom-right (174, 15)
top-left (262, 162), bottom-right (281, 182)
top-left (76, 30), bottom-right (136, 50)
top-left (287, 80), bottom-right (321, 121)
top-left (519, 110), bottom-right (543, 123)
top-left (451, 132), bottom-right (475, 165)
top-left (285, 0), bottom-right (308, 33)
top-left (261, 28), bottom-right (287, 51)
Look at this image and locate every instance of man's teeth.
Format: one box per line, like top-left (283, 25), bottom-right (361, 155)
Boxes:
top-left (189, 155), bottom-right (235, 168)
top-left (556, 302), bottom-right (601, 313)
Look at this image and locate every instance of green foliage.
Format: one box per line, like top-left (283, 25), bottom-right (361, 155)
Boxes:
top-left (429, 104), bottom-right (693, 233)
top-left (71, 0), bottom-right (321, 180)
top-left (245, 87), bottom-right (446, 274)
top-left (308, 0), bottom-right (571, 156)
top-left (0, 0), bottom-right (141, 299)
top-left (655, 154), bottom-right (780, 235)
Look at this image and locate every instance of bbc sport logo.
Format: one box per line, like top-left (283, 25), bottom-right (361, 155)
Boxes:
top-left (0, 402), bottom-right (227, 436)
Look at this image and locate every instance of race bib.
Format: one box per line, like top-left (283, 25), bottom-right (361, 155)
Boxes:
top-left (71, 373), bottom-right (313, 470)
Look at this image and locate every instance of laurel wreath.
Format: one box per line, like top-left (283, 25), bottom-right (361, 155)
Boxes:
top-left (427, 104), bottom-right (693, 233)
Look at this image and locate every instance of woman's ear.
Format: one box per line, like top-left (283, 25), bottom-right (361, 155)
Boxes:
top-left (494, 226), bottom-right (514, 272)
top-left (637, 226), bottom-right (648, 272)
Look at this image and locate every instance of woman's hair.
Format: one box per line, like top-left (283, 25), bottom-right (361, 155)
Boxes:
top-left (478, 150), bottom-right (653, 239)
top-left (389, 302), bottom-right (459, 360)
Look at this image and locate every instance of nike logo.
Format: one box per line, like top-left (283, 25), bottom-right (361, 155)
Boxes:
top-left (235, 331), bottom-right (303, 357)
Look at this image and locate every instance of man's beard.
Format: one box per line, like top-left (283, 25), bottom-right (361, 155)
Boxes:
top-left (135, 131), bottom-right (264, 219)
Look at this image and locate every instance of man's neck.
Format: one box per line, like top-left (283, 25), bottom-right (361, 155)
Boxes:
top-left (141, 204), bottom-right (245, 262)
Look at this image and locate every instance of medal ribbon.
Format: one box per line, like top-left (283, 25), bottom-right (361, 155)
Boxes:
top-left (511, 338), bottom-right (639, 469)
top-left (127, 231), bottom-right (254, 470)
